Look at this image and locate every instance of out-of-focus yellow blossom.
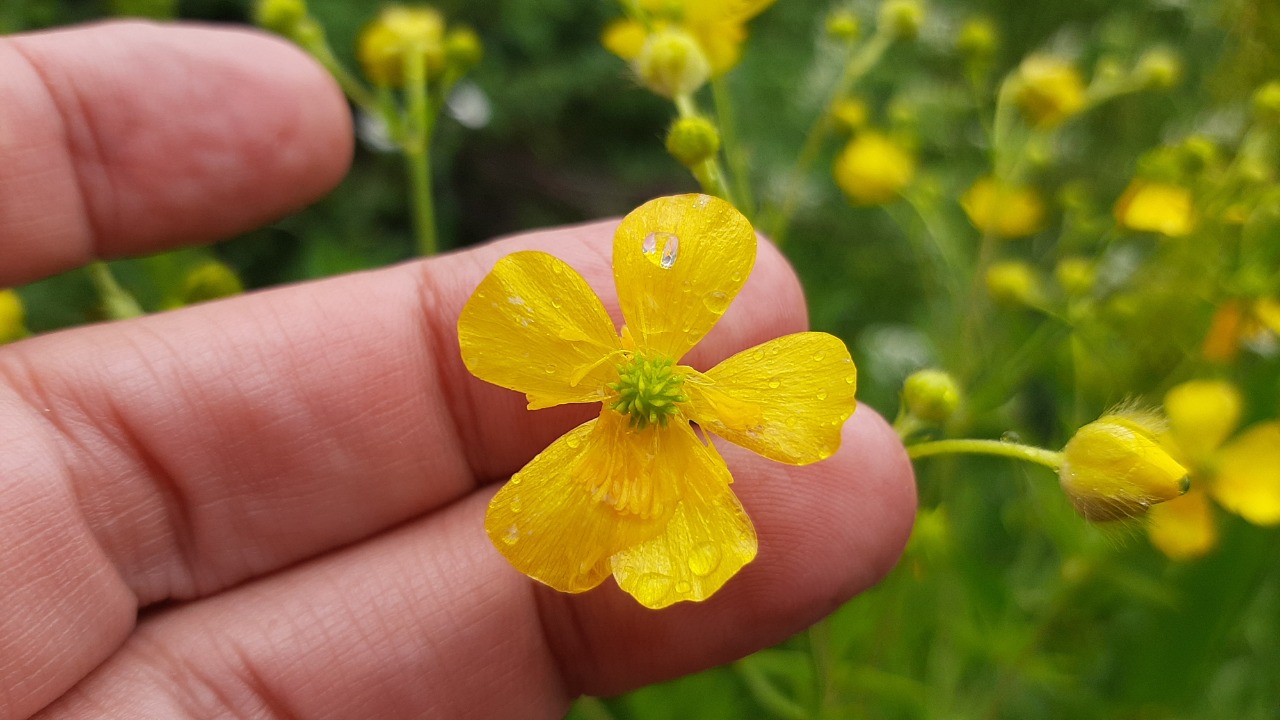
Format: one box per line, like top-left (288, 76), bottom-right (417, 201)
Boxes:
top-left (1148, 380), bottom-right (1280, 559)
top-left (1055, 257), bottom-right (1095, 297)
top-left (1, 289), bottom-right (28, 344)
top-left (961, 177), bottom-right (1046, 239)
top-left (825, 10), bottom-right (860, 40)
top-left (985, 260), bottom-right (1042, 307)
top-left (1252, 80), bottom-right (1280, 126)
top-left (459, 194), bottom-right (857, 609)
top-left (602, 0), bottom-right (776, 79)
top-left (1012, 55), bottom-right (1086, 129)
top-left (1202, 298), bottom-right (1280, 363)
top-left (833, 132), bottom-right (915, 205)
top-left (830, 97), bottom-right (869, 134)
top-left (879, 0), bottom-right (924, 40)
top-left (665, 115), bottom-right (721, 167)
top-left (634, 29), bottom-right (711, 98)
top-left (902, 369), bottom-right (961, 424)
top-left (1133, 48), bottom-right (1182, 90)
top-left (1058, 410), bottom-right (1189, 522)
top-left (1114, 180), bottom-right (1194, 237)
top-left (357, 5), bottom-right (447, 87)
top-left (956, 16), bottom-right (997, 61)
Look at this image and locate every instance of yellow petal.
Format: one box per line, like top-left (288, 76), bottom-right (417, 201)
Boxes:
top-left (612, 194), bottom-right (756, 360)
top-left (1211, 422), bottom-right (1280, 525)
top-left (486, 412), bottom-right (687, 593)
top-left (1163, 380), bottom-right (1241, 466)
top-left (1114, 180), bottom-right (1195, 237)
top-left (683, 332), bottom-right (857, 465)
top-left (458, 251), bottom-right (622, 410)
top-left (1147, 488), bottom-right (1218, 560)
top-left (611, 422), bottom-right (757, 608)
top-left (602, 19), bottom-right (648, 60)
top-left (1253, 297), bottom-right (1280, 335)
top-left (961, 176), bottom-right (1046, 239)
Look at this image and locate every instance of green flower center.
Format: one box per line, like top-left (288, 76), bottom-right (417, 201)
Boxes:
top-left (609, 355), bottom-right (688, 429)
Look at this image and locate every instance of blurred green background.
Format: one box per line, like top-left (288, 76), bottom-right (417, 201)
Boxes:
top-left (5, 0), bottom-right (1280, 718)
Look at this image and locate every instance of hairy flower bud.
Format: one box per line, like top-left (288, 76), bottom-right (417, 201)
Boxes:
top-left (635, 29), bottom-right (711, 98)
top-left (1059, 412), bottom-right (1190, 522)
top-left (665, 116), bottom-right (721, 167)
top-left (902, 369), bottom-right (961, 424)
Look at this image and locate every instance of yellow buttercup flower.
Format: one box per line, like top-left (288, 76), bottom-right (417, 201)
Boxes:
top-left (458, 194), bottom-right (857, 609)
top-left (1114, 180), bottom-right (1194, 237)
top-left (961, 177), bottom-right (1046, 239)
top-left (833, 132), bottom-right (915, 206)
top-left (1148, 380), bottom-right (1280, 559)
top-left (602, 0), bottom-right (776, 79)
top-left (1012, 55), bottom-right (1086, 129)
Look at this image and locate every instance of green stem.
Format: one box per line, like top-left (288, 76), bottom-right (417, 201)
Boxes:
top-left (808, 617), bottom-right (836, 719)
top-left (906, 438), bottom-right (1064, 470)
top-left (295, 21), bottom-right (379, 116)
top-left (404, 46), bottom-right (439, 256)
top-left (87, 261), bottom-right (144, 320)
top-left (572, 697), bottom-right (617, 720)
top-left (711, 77), bottom-right (755, 219)
top-left (768, 28), bottom-right (894, 244)
top-left (674, 94), bottom-right (736, 205)
top-left (734, 659), bottom-right (808, 720)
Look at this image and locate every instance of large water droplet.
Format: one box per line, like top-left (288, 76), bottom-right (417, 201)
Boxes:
top-left (703, 291), bottom-right (730, 313)
top-left (688, 542), bottom-right (722, 576)
top-left (693, 194), bottom-right (711, 209)
top-left (816, 390), bottom-right (828, 400)
top-left (813, 351), bottom-right (826, 362)
top-left (751, 349), bottom-right (765, 362)
top-left (768, 377), bottom-right (781, 389)
top-left (544, 363), bottom-right (557, 374)
top-left (502, 525), bottom-right (519, 545)
top-left (845, 374), bottom-right (856, 384)
top-left (642, 232), bottom-right (680, 269)
top-left (565, 434), bottom-right (582, 449)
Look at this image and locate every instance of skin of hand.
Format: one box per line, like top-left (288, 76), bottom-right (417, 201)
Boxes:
top-left (0, 21), bottom-right (916, 720)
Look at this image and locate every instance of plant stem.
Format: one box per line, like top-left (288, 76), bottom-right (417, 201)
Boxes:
top-left (808, 617), bottom-right (836, 719)
top-left (906, 438), bottom-right (1064, 470)
top-left (87, 261), bottom-right (144, 320)
top-left (296, 21), bottom-right (379, 116)
top-left (674, 94), bottom-right (737, 205)
top-left (403, 46), bottom-right (438, 256)
top-left (711, 76), bottom-right (755, 219)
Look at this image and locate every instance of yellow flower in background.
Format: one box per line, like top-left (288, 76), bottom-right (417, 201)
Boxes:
top-left (1147, 380), bottom-right (1280, 559)
top-left (602, 0), bottom-right (776, 78)
top-left (0, 289), bottom-right (28, 344)
top-left (458, 194), bottom-right (857, 609)
top-left (357, 5), bottom-right (447, 87)
top-left (833, 132), bottom-right (915, 205)
top-left (1012, 55), bottom-right (1086, 129)
top-left (985, 260), bottom-right (1043, 307)
top-left (1114, 180), bottom-right (1194, 237)
top-left (1058, 410), bottom-right (1189, 523)
top-left (961, 177), bottom-right (1046, 239)
top-left (1202, 298), bottom-right (1280, 364)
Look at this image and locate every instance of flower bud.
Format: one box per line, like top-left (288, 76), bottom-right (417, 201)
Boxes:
top-left (961, 177), bottom-right (1046, 239)
top-left (984, 260), bottom-right (1042, 307)
top-left (1012, 55), bottom-right (1086, 129)
top-left (180, 262), bottom-right (244, 306)
top-left (879, 0), bottom-right (924, 40)
top-left (833, 132), bottom-right (915, 205)
top-left (1134, 47), bottom-right (1182, 90)
top-left (902, 369), bottom-right (961, 424)
top-left (253, 0), bottom-right (307, 35)
top-left (1114, 180), bottom-right (1194, 237)
top-left (830, 97), bottom-right (869, 134)
top-left (357, 6), bottom-right (447, 87)
top-left (665, 116), bottom-right (721, 167)
top-left (1054, 257), bottom-right (1095, 297)
top-left (825, 10), bottom-right (860, 41)
top-left (956, 17), bottom-right (997, 61)
top-left (635, 29), bottom-right (711, 99)
top-left (445, 27), bottom-right (483, 71)
top-left (1252, 80), bottom-right (1280, 126)
top-left (1059, 412), bottom-right (1190, 522)
top-left (0, 289), bottom-right (28, 344)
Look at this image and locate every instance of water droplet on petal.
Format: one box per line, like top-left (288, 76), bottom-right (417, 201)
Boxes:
top-left (703, 291), bottom-right (730, 313)
top-left (845, 374), bottom-right (856, 384)
top-left (642, 232), bottom-right (680, 269)
top-left (676, 581), bottom-right (692, 594)
top-left (768, 377), bottom-right (781, 389)
top-left (565, 435), bottom-right (582, 449)
top-left (688, 542), bottom-right (722, 576)
top-left (693, 194), bottom-right (711, 209)
top-left (502, 525), bottom-right (519, 545)
top-left (509, 495), bottom-right (523, 512)
top-left (817, 390), bottom-right (828, 400)
top-left (544, 363), bottom-right (557, 374)
top-left (751, 349), bottom-right (765, 362)
top-left (813, 351), bottom-right (826, 362)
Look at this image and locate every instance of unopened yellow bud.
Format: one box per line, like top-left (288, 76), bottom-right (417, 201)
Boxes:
top-left (830, 97), bottom-right (869, 134)
top-left (0, 289), bottom-right (28, 344)
top-left (357, 6), bottom-right (447, 87)
top-left (833, 132), bottom-right (915, 205)
top-left (961, 177), bottom-right (1046, 239)
top-left (665, 116), bottom-right (721, 167)
top-left (1114, 180), bottom-right (1194, 237)
top-left (254, 0), bottom-right (307, 35)
top-left (1252, 80), bottom-right (1280, 126)
top-left (879, 0), bottom-right (924, 40)
top-left (635, 29), bottom-right (710, 99)
top-left (180, 262), bottom-right (244, 306)
top-left (825, 10), bottom-right (860, 40)
top-left (956, 17), bottom-right (997, 60)
top-left (902, 369), bottom-right (961, 423)
top-left (1134, 48), bottom-right (1182, 90)
top-left (985, 260), bottom-right (1041, 307)
top-left (445, 27), bottom-right (483, 70)
top-left (1012, 55), bottom-right (1086, 129)
top-left (1054, 257), bottom-right (1095, 296)
top-left (1059, 412), bottom-right (1190, 522)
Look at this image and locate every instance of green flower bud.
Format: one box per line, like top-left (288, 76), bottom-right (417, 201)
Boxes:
top-left (180, 262), bottom-right (244, 306)
top-left (879, 0), bottom-right (924, 40)
top-left (1134, 47), bottom-right (1182, 90)
top-left (902, 369), bottom-right (961, 424)
top-left (635, 29), bottom-right (711, 99)
top-left (825, 10), bottom-right (860, 41)
top-left (956, 17), bottom-right (997, 60)
top-left (665, 116), bottom-right (721, 167)
top-left (445, 26), bottom-right (483, 71)
top-left (1252, 80), bottom-right (1280, 126)
top-left (254, 0), bottom-right (308, 36)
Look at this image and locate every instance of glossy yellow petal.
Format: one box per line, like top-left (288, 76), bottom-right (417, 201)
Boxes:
top-left (1163, 380), bottom-right (1241, 466)
top-left (612, 194), bottom-right (756, 360)
top-left (611, 422), bottom-right (757, 608)
top-left (459, 251), bottom-right (622, 410)
top-left (1147, 488), bottom-right (1218, 560)
top-left (1211, 422), bottom-right (1280, 525)
top-left (602, 19), bottom-right (648, 60)
top-left (684, 332), bottom-right (857, 465)
top-left (487, 412), bottom-right (688, 592)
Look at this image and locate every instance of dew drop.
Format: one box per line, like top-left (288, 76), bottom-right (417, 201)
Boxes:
top-left (565, 434), bottom-right (582, 449)
top-left (768, 377), bottom-right (781, 389)
top-left (693, 194), bottom-right (711, 209)
top-left (642, 232), bottom-right (680, 269)
top-left (551, 296), bottom-right (562, 309)
top-left (730, 271), bottom-right (742, 282)
top-left (502, 525), bottom-right (519, 545)
top-left (845, 374), bottom-right (856, 384)
top-left (636, 572), bottom-right (674, 597)
top-left (768, 345), bottom-right (781, 357)
top-left (813, 351), bottom-right (826, 362)
top-left (509, 495), bottom-right (523, 512)
top-left (751, 349), bottom-right (765, 362)
top-left (544, 363), bottom-right (557, 374)
top-left (703, 291), bottom-right (730, 313)
top-left (817, 390), bottom-right (828, 400)
top-left (688, 542), bottom-right (722, 576)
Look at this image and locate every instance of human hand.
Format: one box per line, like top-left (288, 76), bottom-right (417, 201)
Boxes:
top-left (0, 22), bottom-right (915, 719)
